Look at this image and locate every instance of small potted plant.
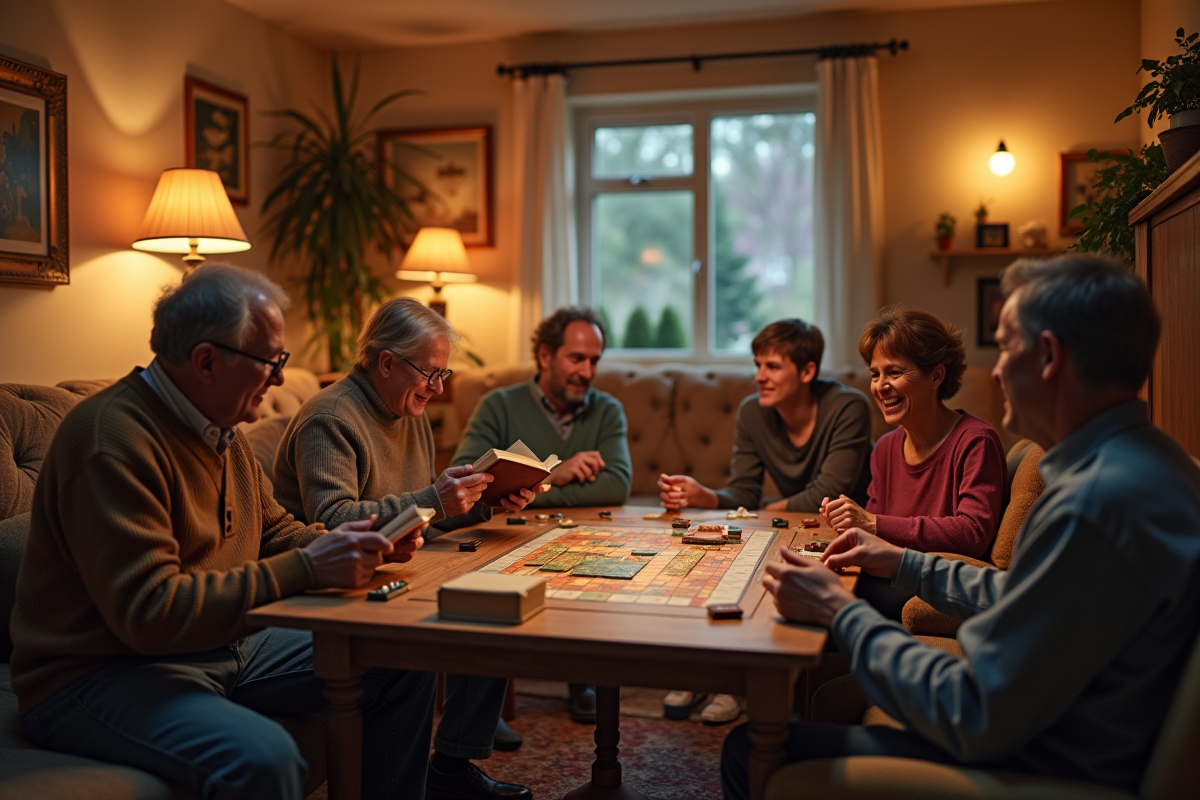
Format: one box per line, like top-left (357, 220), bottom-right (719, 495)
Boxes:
top-left (973, 198), bottom-right (991, 225)
top-left (1116, 27), bottom-right (1200, 171)
top-left (935, 212), bottom-right (956, 250)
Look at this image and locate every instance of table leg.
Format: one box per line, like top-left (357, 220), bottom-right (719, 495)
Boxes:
top-left (746, 667), bottom-right (797, 800)
top-left (562, 686), bottom-right (647, 800)
top-left (314, 633), bottom-right (365, 800)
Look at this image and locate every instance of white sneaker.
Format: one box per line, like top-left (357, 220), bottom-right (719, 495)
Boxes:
top-left (699, 694), bottom-right (744, 725)
top-left (662, 690), bottom-right (707, 720)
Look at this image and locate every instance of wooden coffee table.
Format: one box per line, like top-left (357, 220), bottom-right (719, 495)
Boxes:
top-left (247, 506), bottom-right (855, 800)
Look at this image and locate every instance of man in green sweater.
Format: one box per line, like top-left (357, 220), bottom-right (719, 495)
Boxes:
top-left (10, 265), bottom-right (435, 800)
top-left (451, 307), bottom-right (633, 722)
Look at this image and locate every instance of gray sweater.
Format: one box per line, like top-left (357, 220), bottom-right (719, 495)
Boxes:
top-left (832, 401), bottom-right (1200, 791)
top-left (714, 379), bottom-right (872, 512)
top-left (272, 368), bottom-right (444, 526)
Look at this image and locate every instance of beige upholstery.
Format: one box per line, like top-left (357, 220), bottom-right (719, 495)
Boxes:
top-left (0, 370), bottom-right (325, 799)
top-left (452, 362), bottom-right (1010, 500)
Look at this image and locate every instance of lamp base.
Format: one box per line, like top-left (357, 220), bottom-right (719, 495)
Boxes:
top-left (429, 299), bottom-right (447, 317)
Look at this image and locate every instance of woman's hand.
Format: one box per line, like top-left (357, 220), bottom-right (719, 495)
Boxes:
top-left (435, 465), bottom-right (493, 516)
top-left (657, 474), bottom-right (718, 510)
top-left (821, 494), bottom-right (877, 535)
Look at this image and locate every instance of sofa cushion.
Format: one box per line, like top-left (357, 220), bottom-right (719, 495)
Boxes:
top-left (668, 365), bottom-right (758, 494)
top-left (0, 513), bottom-right (30, 662)
top-left (0, 386), bottom-right (80, 522)
top-left (593, 364), bottom-right (681, 497)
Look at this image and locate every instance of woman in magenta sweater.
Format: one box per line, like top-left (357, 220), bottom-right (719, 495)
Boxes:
top-left (822, 307), bottom-right (1006, 615)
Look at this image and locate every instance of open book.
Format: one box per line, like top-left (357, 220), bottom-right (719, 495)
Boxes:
top-left (371, 505), bottom-right (436, 543)
top-left (471, 440), bottom-right (562, 506)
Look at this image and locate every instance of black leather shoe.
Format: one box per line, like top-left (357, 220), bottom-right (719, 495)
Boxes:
top-left (493, 717), bottom-right (523, 752)
top-left (426, 761), bottom-right (533, 800)
top-left (568, 683), bottom-right (596, 724)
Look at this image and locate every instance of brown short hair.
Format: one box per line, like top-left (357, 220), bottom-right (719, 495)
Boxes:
top-left (531, 307), bottom-right (607, 361)
top-left (858, 307), bottom-right (966, 400)
top-left (751, 319), bottom-right (824, 372)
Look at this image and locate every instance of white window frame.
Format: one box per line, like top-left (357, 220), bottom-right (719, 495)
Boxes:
top-left (572, 83), bottom-right (817, 364)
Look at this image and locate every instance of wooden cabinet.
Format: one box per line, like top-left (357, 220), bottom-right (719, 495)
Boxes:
top-left (1130, 149), bottom-right (1200, 458)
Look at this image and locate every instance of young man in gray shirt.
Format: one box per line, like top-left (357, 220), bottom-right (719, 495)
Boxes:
top-left (721, 255), bottom-right (1200, 799)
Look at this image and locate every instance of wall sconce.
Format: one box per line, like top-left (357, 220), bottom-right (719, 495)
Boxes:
top-left (132, 168), bottom-right (250, 271)
top-left (988, 141), bottom-right (1015, 176)
top-left (396, 227), bottom-right (477, 316)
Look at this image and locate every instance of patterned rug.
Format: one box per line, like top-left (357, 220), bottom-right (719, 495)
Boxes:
top-left (305, 683), bottom-right (735, 799)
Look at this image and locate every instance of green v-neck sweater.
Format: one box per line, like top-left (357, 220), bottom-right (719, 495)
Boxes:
top-left (10, 371), bottom-right (321, 715)
top-left (451, 383), bottom-right (632, 508)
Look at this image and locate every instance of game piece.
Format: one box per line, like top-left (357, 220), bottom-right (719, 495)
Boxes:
top-left (671, 529), bottom-right (685, 537)
top-left (664, 548), bottom-right (706, 577)
top-left (804, 540), bottom-right (829, 553)
top-left (536, 514), bottom-right (550, 521)
top-left (630, 548), bottom-right (659, 556)
top-left (789, 546), bottom-right (823, 561)
top-left (707, 604), bottom-right (743, 620)
top-left (695, 524), bottom-right (725, 532)
top-left (726, 527), bottom-right (742, 541)
top-left (507, 517), bottom-right (526, 525)
top-left (539, 552), bottom-right (589, 572)
top-left (726, 506), bottom-right (758, 520)
top-left (800, 518), bottom-right (820, 528)
top-left (367, 580), bottom-right (409, 602)
top-left (559, 519), bottom-right (577, 528)
top-left (459, 539), bottom-right (483, 552)
top-left (642, 512), bottom-right (665, 520)
top-left (524, 545), bottom-right (570, 567)
top-left (571, 557), bottom-right (646, 579)
top-left (550, 513), bottom-right (564, 519)
top-left (682, 531), bottom-right (727, 545)
top-left (671, 518), bottom-right (691, 529)
top-left (772, 518), bottom-right (788, 528)
top-left (598, 510), bottom-right (613, 519)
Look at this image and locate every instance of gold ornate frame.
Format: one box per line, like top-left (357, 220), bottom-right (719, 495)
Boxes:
top-left (0, 55), bottom-right (68, 286)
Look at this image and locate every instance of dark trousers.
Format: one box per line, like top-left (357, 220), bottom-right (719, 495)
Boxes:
top-left (22, 627), bottom-right (436, 800)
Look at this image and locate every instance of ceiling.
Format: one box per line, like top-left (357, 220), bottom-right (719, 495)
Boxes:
top-left (223, 0), bottom-right (1048, 49)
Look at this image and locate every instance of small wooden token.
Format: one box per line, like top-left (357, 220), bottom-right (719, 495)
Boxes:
top-left (506, 517), bottom-right (526, 525)
top-left (536, 514), bottom-right (550, 521)
top-left (771, 518), bottom-right (788, 528)
top-left (559, 519), bottom-right (577, 528)
top-left (800, 518), bottom-right (820, 528)
top-left (459, 539), bottom-right (482, 552)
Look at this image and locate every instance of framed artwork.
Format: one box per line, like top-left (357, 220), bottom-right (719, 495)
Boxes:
top-left (977, 277), bottom-right (1003, 347)
top-left (976, 223), bottom-right (1009, 248)
top-left (185, 76), bottom-right (249, 205)
top-left (377, 126), bottom-right (493, 247)
top-left (0, 55), bottom-right (68, 286)
top-left (1060, 151), bottom-right (1116, 235)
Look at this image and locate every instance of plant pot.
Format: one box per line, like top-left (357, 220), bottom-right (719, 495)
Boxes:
top-left (936, 235), bottom-right (954, 251)
top-left (1160, 111), bottom-right (1200, 172)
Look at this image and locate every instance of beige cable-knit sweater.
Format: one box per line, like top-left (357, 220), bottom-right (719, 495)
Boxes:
top-left (10, 371), bottom-right (321, 715)
top-left (272, 367), bottom-right (444, 527)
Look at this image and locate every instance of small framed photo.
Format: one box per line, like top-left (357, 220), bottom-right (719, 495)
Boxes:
top-left (185, 76), bottom-right (249, 205)
top-left (976, 223), bottom-right (1009, 248)
top-left (0, 54), bottom-right (68, 286)
top-left (977, 277), bottom-right (1003, 347)
top-left (1060, 152), bottom-right (1114, 235)
top-left (377, 126), bottom-right (493, 247)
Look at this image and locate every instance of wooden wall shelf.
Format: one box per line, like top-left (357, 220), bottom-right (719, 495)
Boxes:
top-left (930, 248), bottom-right (1060, 286)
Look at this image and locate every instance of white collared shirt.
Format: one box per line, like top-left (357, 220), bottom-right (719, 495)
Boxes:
top-left (142, 359), bottom-right (237, 454)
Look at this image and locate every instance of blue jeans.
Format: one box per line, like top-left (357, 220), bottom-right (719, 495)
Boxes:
top-left (21, 627), bottom-right (435, 800)
top-left (438, 674), bottom-right (509, 760)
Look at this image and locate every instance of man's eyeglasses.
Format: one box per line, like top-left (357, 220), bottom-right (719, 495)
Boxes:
top-left (212, 343), bottom-right (290, 380)
top-left (401, 357), bottom-right (452, 387)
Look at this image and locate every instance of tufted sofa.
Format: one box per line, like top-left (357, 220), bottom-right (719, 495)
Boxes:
top-left (452, 361), bottom-right (1013, 504)
top-left (0, 369), bottom-right (324, 800)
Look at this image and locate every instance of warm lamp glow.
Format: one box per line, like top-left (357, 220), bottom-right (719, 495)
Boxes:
top-left (988, 141), bottom-right (1015, 177)
top-left (132, 168), bottom-right (250, 266)
top-left (396, 227), bottom-right (476, 292)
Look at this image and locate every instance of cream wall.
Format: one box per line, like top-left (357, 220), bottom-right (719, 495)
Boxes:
top-left (356, 0), bottom-right (1142, 368)
top-left (0, 0), bottom-right (326, 385)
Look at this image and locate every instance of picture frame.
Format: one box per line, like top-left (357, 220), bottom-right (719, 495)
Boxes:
top-left (0, 55), bottom-right (68, 286)
top-left (977, 277), bottom-right (1003, 347)
top-left (185, 76), bottom-right (249, 205)
top-left (1060, 151), bottom-right (1115, 235)
top-left (377, 126), bottom-right (493, 247)
top-left (976, 223), bottom-right (1009, 248)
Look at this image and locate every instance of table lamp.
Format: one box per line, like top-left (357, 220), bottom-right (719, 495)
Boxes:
top-left (396, 227), bottom-right (476, 316)
top-left (132, 168), bottom-right (251, 272)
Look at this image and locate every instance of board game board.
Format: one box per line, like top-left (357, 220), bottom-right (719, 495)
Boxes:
top-left (477, 525), bottom-right (776, 616)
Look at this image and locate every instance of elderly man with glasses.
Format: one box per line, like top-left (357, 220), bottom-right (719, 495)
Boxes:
top-left (10, 264), bottom-right (437, 800)
top-left (272, 296), bottom-right (537, 800)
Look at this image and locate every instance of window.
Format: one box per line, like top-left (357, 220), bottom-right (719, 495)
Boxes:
top-left (575, 88), bottom-right (816, 358)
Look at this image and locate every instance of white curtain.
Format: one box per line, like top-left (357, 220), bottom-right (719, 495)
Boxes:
top-left (813, 56), bottom-right (885, 368)
top-left (512, 73), bottom-right (577, 362)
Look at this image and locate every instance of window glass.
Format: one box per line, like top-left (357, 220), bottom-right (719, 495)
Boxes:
top-left (711, 112), bottom-right (816, 353)
top-left (593, 124), bottom-right (694, 179)
top-left (594, 191), bottom-right (694, 349)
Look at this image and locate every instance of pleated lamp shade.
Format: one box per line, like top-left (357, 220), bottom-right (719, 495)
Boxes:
top-left (132, 168), bottom-right (250, 265)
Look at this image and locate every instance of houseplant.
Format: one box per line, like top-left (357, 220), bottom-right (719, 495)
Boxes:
top-left (1116, 27), bottom-right (1200, 171)
top-left (1066, 144), bottom-right (1170, 267)
top-left (261, 57), bottom-right (423, 370)
top-left (934, 212), bottom-right (956, 250)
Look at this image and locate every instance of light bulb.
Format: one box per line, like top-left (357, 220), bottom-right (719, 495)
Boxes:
top-left (989, 141), bottom-right (1015, 176)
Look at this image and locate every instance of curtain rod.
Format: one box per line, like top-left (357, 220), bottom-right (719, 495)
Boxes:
top-left (497, 38), bottom-right (907, 78)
